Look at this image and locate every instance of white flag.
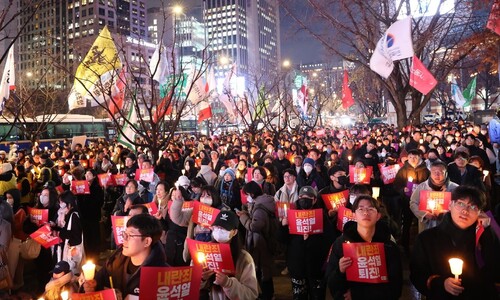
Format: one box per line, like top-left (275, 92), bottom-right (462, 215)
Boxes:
top-left (117, 103), bottom-right (137, 150)
top-left (186, 68), bottom-right (208, 105)
top-left (370, 17), bottom-right (414, 78)
top-left (451, 78), bottom-right (466, 108)
top-left (0, 46), bottom-right (15, 113)
top-left (150, 44), bottom-right (169, 83)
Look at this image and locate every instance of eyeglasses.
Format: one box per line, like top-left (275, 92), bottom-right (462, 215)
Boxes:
top-left (453, 201), bottom-right (479, 214)
top-left (283, 175), bottom-right (294, 179)
top-left (121, 232), bottom-right (145, 241)
top-left (355, 207), bottom-right (378, 214)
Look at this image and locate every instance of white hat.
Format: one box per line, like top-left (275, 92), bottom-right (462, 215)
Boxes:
top-left (1, 163), bottom-right (12, 174)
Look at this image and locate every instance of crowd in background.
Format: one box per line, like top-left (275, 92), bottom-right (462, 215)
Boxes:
top-left (0, 110), bottom-right (498, 299)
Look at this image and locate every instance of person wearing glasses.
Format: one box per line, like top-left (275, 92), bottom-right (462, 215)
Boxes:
top-left (410, 186), bottom-right (500, 300)
top-left (327, 195), bottom-right (403, 300)
top-left (81, 214), bottom-right (166, 298)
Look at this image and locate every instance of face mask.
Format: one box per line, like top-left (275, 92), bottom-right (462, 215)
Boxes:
top-left (428, 158), bottom-right (437, 163)
top-left (200, 196), bottom-right (213, 206)
top-left (40, 195), bottom-right (49, 206)
top-left (212, 227), bottom-right (232, 243)
top-left (326, 148), bottom-right (332, 154)
top-left (297, 198), bottom-right (313, 210)
top-left (59, 203), bottom-right (67, 209)
top-left (219, 170), bottom-right (225, 177)
top-left (481, 131), bottom-right (487, 135)
top-left (303, 165), bottom-right (313, 174)
top-left (349, 195), bottom-right (357, 205)
top-left (337, 175), bottom-right (349, 186)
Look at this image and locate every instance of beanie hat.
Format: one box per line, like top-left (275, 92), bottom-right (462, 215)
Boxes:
top-left (176, 176), bottom-right (191, 188)
top-left (223, 168), bottom-right (236, 180)
top-left (303, 157), bottom-right (315, 167)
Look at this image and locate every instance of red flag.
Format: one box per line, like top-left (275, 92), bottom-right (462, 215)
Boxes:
top-left (342, 69), bottom-right (354, 109)
top-left (297, 84), bottom-right (308, 113)
top-left (109, 66), bottom-right (127, 116)
top-left (409, 55), bottom-right (437, 95)
top-left (152, 90), bottom-right (173, 123)
top-left (487, 0), bottom-right (500, 35)
top-left (198, 100), bottom-right (212, 123)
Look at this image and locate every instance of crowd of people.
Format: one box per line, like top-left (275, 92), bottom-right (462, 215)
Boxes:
top-left (0, 110), bottom-right (498, 299)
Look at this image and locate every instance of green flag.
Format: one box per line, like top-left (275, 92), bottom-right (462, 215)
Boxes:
top-left (253, 86), bottom-right (269, 119)
top-left (462, 77), bottom-right (476, 108)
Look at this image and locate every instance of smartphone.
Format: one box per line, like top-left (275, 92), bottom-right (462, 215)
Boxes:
top-left (234, 208), bottom-right (240, 213)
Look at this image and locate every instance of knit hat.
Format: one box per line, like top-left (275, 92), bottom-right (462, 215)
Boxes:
top-left (212, 210), bottom-right (239, 231)
top-left (1, 163), bottom-right (11, 174)
top-left (176, 176), bottom-right (191, 188)
top-left (223, 168), bottom-right (236, 180)
top-left (303, 157), bottom-right (315, 167)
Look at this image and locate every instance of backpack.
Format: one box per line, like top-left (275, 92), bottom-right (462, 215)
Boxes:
top-left (255, 204), bottom-right (280, 256)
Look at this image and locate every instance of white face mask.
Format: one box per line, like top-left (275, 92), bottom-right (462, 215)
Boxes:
top-left (40, 195), bottom-right (49, 206)
top-left (200, 196), bottom-right (213, 206)
top-left (219, 170), bottom-right (225, 177)
top-left (303, 165), bottom-right (313, 174)
top-left (212, 227), bottom-right (232, 243)
top-left (246, 196), bottom-right (254, 203)
top-left (349, 195), bottom-right (357, 205)
top-left (59, 203), bottom-right (67, 209)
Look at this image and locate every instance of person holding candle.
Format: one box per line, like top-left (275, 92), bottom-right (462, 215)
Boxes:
top-left (409, 161), bottom-right (459, 233)
top-left (42, 261), bottom-right (79, 300)
top-left (80, 214), bottom-right (167, 298)
top-left (327, 195), bottom-right (403, 300)
top-left (410, 185), bottom-right (500, 299)
top-left (393, 149), bottom-right (430, 255)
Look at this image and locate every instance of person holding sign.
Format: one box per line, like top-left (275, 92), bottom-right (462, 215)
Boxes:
top-left (281, 186), bottom-right (335, 300)
top-left (410, 186), bottom-right (500, 299)
top-left (327, 195), bottom-right (403, 300)
top-left (112, 180), bottom-right (146, 217)
top-left (200, 210), bottom-right (259, 300)
top-left (409, 161), bottom-right (459, 233)
top-left (81, 214), bottom-right (167, 298)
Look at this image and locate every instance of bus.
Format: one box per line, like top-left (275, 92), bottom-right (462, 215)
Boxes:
top-left (0, 114), bottom-right (115, 151)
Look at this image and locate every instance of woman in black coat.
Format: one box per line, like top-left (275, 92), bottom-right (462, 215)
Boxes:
top-left (327, 195), bottom-right (403, 300)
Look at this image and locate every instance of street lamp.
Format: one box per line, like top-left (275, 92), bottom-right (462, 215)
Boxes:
top-left (282, 59), bottom-right (291, 68)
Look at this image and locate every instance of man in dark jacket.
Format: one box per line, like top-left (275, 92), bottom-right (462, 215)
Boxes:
top-left (392, 149), bottom-right (430, 254)
top-left (410, 186), bottom-right (500, 300)
top-left (447, 151), bottom-right (486, 192)
top-left (82, 214), bottom-right (167, 298)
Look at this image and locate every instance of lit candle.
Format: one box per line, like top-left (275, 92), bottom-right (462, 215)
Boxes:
top-left (196, 252), bottom-right (207, 269)
top-left (419, 139), bottom-right (424, 144)
top-left (283, 204), bottom-right (288, 218)
top-left (117, 164), bottom-right (121, 171)
top-left (58, 169), bottom-right (62, 175)
top-left (348, 156), bottom-right (352, 164)
top-left (328, 161), bottom-right (332, 167)
top-left (86, 155), bottom-right (90, 160)
top-left (449, 258), bottom-right (463, 280)
top-left (181, 169), bottom-right (185, 175)
top-left (427, 199), bottom-right (436, 213)
top-left (44, 146), bottom-right (48, 151)
top-left (82, 260), bottom-right (96, 280)
top-left (372, 187), bottom-right (380, 199)
top-left (60, 290), bottom-right (69, 300)
top-left (406, 176), bottom-right (414, 197)
top-left (482, 170), bottom-right (489, 181)
top-left (31, 169), bottom-right (35, 175)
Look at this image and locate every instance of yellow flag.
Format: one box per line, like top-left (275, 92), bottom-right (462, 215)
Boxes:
top-left (68, 26), bottom-right (122, 111)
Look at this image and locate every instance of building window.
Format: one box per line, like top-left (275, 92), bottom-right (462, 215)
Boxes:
top-left (99, 8), bottom-right (105, 15)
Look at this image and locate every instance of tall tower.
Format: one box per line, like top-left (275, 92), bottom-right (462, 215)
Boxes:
top-left (204, 0), bottom-right (280, 87)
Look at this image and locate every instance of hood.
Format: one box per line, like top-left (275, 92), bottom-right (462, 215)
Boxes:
top-left (255, 194), bottom-right (276, 212)
top-left (199, 165), bottom-right (213, 174)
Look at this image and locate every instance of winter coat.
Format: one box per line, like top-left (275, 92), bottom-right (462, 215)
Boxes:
top-left (198, 165), bottom-right (218, 186)
top-left (488, 115), bottom-right (500, 144)
top-left (327, 221), bottom-right (403, 300)
top-left (78, 179), bottom-right (104, 221)
top-left (92, 241), bottom-right (167, 297)
top-left (447, 163), bottom-right (486, 191)
top-left (112, 192), bottom-right (145, 216)
top-left (0, 171), bottom-right (17, 199)
top-left (410, 213), bottom-right (500, 300)
top-left (296, 168), bottom-right (326, 191)
top-left (275, 182), bottom-right (299, 205)
top-left (392, 161), bottom-right (430, 199)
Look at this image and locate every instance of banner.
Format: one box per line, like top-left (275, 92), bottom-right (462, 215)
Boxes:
top-left (191, 202), bottom-right (220, 227)
top-left (275, 202), bottom-right (295, 219)
top-left (287, 209), bottom-right (323, 235)
top-left (71, 135), bottom-right (87, 151)
top-left (98, 173), bottom-right (116, 187)
top-left (409, 55), bottom-right (437, 95)
top-left (337, 206), bottom-right (355, 232)
top-left (27, 207), bottom-right (49, 226)
top-left (71, 180), bottom-right (91, 195)
top-left (349, 166), bottom-right (373, 184)
top-left (186, 238), bottom-right (235, 275)
top-left (72, 289), bottom-right (117, 300)
top-left (418, 190), bottom-right (451, 213)
top-left (342, 242), bottom-right (388, 283)
top-left (144, 202), bottom-right (158, 215)
top-left (139, 266), bottom-right (202, 300)
top-left (30, 224), bottom-right (62, 248)
top-left (342, 69), bottom-right (355, 109)
top-left (111, 216), bottom-right (130, 246)
top-left (321, 190), bottom-right (349, 211)
top-left (135, 168), bottom-right (155, 182)
top-left (113, 173), bottom-right (128, 186)
top-left (378, 163), bottom-right (402, 184)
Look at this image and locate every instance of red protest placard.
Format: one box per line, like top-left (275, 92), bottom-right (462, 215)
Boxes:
top-left (342, 242), bottom-right (388, 283)
top-left (111, 216), bottom-right (130, 246)
top-left (287, 209), bottom-right (323, 235)
top-left (321, 190), bottom-right (349, 211)
top-left (349, 166), bottom-right (373, 184)
top-left (27, 207), bottom-right (49, 226)
top-left (113, 173), bottom-right (128, 186)
top-left (186, 238), bottom-right (235, 275)
top-left (143, 202), bottom-right (158, 215)
top-left (30, 224), bottom-right (62, 248)
top-left (71, 180), bottom-right (90, 195)
top-left (246, 168), bottom-right (254, 182)
top-left (191, 202), bottom-right (220, 227)
top-left (337, 206), bottom-right (355, 232)
top-left (167, 200), bottom-right (194, 212)
top-left (316, 129), bottom-right (326, 137)
top-left (98, 173), bottom-right (116, 187)
top-left (72, 289), bottom-right (117, 300)
top-left (194, 158), bottom-right (202, 168)
top-left (378, 163), bottom-right (403, 184)
top-left (275, 202), bottom-right (295, 219)
top-left (135, 168), bottom-right (154, 182)
top-left (418, 190), bottom-right (451, 213)
top-left (139, 266), bottom-right (202, 300)
top-left (224, 158), bottom-right (238, 167)
top-left (240, 189), bottom-right (248, 206)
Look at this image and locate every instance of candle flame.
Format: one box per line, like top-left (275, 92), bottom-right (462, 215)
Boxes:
top-left (408, 176), bottom-right (413, 182)
top-left (196, 252), bottom-right (206, 264)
